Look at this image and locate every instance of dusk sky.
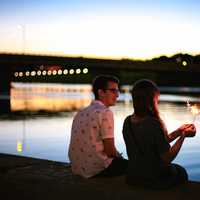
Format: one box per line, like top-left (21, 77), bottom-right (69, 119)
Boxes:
top-left (1, 0), bottom-right (200, 59)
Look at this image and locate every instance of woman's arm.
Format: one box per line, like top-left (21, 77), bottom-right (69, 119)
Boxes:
top-left (162, 124), bottom-right (196, 164)
top-left (168, 124), bottom-right (196, 143)
top-left (161, 134), bottom-right (185, 164)
top-left (167, 129), bottom-right (181, 143)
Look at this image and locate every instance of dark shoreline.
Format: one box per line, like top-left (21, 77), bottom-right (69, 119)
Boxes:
top-left (1, 153), bottom-right (200, 200)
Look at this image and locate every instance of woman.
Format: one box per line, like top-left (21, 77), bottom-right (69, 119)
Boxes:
top-left (122, 79), bottom-right (196, 189)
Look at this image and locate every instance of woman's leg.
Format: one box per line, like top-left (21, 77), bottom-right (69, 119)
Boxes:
top-left (170, 163), bottom-right (188, 184)
top-left (151, 163), bottom-right (188, 189)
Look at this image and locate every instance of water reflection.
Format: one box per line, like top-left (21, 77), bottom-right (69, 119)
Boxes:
top-left (11, 82), bottom-right (92, 111)
top-left (0, 102), bottom-right (200, 180)
top-left (0, 83), bottom-right (200, 181)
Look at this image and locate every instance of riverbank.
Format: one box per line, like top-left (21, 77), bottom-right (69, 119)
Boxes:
top-left (1, 153), bottom-right (200, 200)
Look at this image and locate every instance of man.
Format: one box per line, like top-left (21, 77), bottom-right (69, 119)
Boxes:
top-left (68, 75), bottom-right (128, 178)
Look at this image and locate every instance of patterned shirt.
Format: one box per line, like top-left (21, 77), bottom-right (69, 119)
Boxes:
top-left (68, 100), bottom-right (114, 178)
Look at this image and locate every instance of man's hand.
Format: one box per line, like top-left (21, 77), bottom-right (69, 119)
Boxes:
top-left (103, 138), bottom-right (117, 157)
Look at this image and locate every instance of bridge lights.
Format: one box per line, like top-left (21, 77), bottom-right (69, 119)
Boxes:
top-left (52, 70), bottom-right (57, 75)
top-left (76, 68), bottom-right (81, 74)
top-left (47, 70), bottom-right (52, 75)
top-left (58, 69), bottom-right (62, 75)
top-left (63, 69), bottom-right (68, 75)
top-left (83, 68), bottom-right (88, 74)
top-left (25, 71), bottom-right (30, 76)
top-left (37, 70), bottom-right (42, 76)
top-left (19, 72), bottom-right (23, 77)
top-left (14, 72), bottom-right (19, 77)
top-left (13, 66), bottom-right (89, 79)
top-left (42, 70), bottom-right (47, 76)
top-left (69, 69), bottom-right (75, 74)
top-left (31, 71), bottom-right (36, 76)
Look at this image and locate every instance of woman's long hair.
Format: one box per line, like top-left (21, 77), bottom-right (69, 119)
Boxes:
top-left (131, 79), bottom-right (160, 119)
top-left (131, 79), bottom-right (169, 140)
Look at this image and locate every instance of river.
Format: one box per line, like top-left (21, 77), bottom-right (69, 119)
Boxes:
top-left (0, 82), bottom-right (200, 181)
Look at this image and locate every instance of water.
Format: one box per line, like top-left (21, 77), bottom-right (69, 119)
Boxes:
top-left (0, 83), bottom-right (200, 181)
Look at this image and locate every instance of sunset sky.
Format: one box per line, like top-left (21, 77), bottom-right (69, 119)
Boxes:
top-left (1, 0), bottom-right (200, 59)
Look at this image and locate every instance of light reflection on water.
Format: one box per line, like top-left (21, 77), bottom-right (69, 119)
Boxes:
top-left (0, 102), bottom-right (200, 181)
top-left (0, 83), bottom-right (200, 181)
top-left (10, 82), bottom-right (92, 111)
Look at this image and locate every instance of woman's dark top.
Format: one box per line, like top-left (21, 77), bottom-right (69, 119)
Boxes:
top-left (122, 115), bottom-right (171, 186)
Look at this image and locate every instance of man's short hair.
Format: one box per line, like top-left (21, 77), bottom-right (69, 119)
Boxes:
top-left (92, 75), bottom-right (119, 99)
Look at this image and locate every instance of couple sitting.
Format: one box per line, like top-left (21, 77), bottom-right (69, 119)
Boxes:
top-left (68, 75), bottom-right (196, 189)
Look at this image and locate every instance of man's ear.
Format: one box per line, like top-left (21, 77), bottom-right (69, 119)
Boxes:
top-left (98, 89), bottom-right (105, 99)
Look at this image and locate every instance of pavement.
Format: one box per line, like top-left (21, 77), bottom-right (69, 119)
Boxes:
top-left (0, 153), bottom-right (200, 200)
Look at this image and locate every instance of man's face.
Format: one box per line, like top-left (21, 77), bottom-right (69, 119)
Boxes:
top-left (99, 81), bottom-right (119, 107)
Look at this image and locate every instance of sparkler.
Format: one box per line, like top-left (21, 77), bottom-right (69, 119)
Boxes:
top-left (186, 101), bottom-right (200, 123)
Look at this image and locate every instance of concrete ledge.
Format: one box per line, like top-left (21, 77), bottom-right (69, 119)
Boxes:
top-left (1, 153), bottom-right (200, 200)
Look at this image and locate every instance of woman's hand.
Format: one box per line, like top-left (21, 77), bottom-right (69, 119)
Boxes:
top-left (178, 124), bottom-right (196, 137)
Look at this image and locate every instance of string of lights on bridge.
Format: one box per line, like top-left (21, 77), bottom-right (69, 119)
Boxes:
top-left (14, 67), bottom-right (89, 78)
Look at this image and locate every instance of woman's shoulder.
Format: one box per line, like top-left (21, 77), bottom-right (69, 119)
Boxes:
top-left (123, 115), bottom-right (162, 127)
top-left (123, 115), bottom-right (132, 123)
top-left (143, 116), bottom-right (161, 124)
top-left (142, 117), bottom-right (164, 133)
top-left (144, 116), bottom-right (160, 123)
top-left (123, 115), bottom-right (132, 129)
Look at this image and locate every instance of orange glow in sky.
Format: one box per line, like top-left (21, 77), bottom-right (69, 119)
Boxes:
top-left (1, 1), bottom-right (200, 59)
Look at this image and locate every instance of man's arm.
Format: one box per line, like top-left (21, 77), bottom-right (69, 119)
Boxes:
top-left (103, 138), bottom-right (117, 158)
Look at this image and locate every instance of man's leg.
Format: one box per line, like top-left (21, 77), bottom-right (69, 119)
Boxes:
top-left (95, 157), bottom-right (128, 177)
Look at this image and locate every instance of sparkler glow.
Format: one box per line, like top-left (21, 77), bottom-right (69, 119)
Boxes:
top-left (187, 101), bottom-right (200, 123)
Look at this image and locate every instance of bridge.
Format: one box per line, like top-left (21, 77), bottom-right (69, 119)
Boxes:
top-left (0, 53), bottom-right (200, 113)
